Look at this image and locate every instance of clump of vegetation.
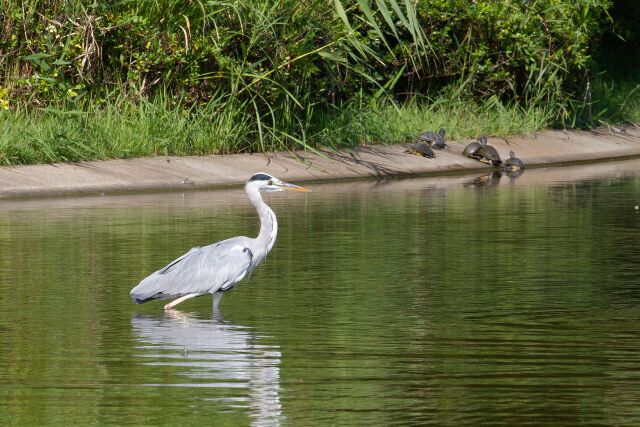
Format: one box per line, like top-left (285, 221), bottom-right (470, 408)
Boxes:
top-left (0, 0), bottom-right (637, 165)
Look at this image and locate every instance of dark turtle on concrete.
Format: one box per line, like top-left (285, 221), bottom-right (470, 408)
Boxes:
top-left (503, 150), bottom-right (524, 172)
top-left (418, 127), bottom-right (446, 149)
top-left (405, 143), bottom-right (435, 158)
top-left (462, 135), bottom-right (485, 158)
top-left (473, 135), bottom-right (502, 167)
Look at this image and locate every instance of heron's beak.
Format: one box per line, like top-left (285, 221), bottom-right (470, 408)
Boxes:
top-left (277, 181), bottom-right (310, 192)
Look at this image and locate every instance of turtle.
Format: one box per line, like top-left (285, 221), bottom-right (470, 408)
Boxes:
top-left (462, 135), bottom-right (485, 158)
top-left (405, 143), bottom-right (435, 158)
top-left (418, 127), bottom-right (446, 150)
top-left (473, 135), bottom-right (502, 167)
top-left (503, 150), bottom-right (524, 172)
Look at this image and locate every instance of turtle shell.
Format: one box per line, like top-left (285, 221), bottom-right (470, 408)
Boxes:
top-left (504, 151), bottom-right (524, 171)
top-left (462, 141), bottom-right (482, 158)
top-left (407, 143), bottom-right (435, 158)
top-left (418, 128), bottom-right (446, 148)
top-left (417, 131), bottom-right (439, 143)
top-left (474, 145), bottom-right (502, 167)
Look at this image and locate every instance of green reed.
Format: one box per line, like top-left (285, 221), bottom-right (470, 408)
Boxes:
top-left (0, 0), bottom-right (636, 165)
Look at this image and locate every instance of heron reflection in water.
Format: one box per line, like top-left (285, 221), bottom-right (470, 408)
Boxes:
top-left (132, 310), bottom-right (283, 424)
top-left (131, 173), bottom-right (309, 310)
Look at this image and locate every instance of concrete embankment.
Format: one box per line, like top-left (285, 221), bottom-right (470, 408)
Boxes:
top-left (0, 125), bottom-right (639, 198)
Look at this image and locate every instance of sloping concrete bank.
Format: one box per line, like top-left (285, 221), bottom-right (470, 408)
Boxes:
top-left (1, 125), bottom-right (639, 198)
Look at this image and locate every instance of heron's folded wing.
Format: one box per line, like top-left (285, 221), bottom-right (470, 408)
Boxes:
top-left (158, 246), bottom-right (201, 275)
top-left (131, 239), bottom-right (253, 300)
top-left (198, 241), bottom-right (255, 292)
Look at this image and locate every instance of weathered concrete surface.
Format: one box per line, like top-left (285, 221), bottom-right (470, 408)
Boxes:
top-left (1, 157), bottom-right (638, 213)
top-left (1, 125), bottom-right (639, 198)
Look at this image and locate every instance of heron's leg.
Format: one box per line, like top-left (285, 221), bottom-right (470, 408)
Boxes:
top-left (212, 292), bottom-right (225, 320)
top-left (212, 292), bottom-right (224, 309)
top-left (164, 293), bottom-right (199, 310)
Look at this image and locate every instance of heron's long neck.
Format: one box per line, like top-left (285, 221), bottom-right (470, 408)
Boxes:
top-left (247, 187), bottom-right (278, 254)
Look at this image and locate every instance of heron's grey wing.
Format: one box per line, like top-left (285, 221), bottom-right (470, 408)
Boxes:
top-left (157, 246), bottom-right (201, 274)
top-left (130, 237), bottom-right (254, 302)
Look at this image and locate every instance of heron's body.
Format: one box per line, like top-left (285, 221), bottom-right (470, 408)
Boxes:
top-left (130, 173), bottom-right (308, 310)
top-left (406, 143), bottom-right (435, 158)
top-left (504, 151), bottom-right (524, 172)
top-left (418, 127), bottom-right (446, 149)
top-left (131, 237), bottom-right (265, 305)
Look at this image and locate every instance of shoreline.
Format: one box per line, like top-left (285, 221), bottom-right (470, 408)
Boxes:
top-left (1, 125), bottom-right (639, 198)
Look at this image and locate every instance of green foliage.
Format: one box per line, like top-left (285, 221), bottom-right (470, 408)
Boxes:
top-left (0, 0), bottom-right (635, 164)
top-left (0, 90), bottom-right (553, 165)
top-left (587, 71), bottom-right (640, 125)
top-left (600, 0), bottom-right (640, 59)
top-left (1, 0), bottom-right (613, 103)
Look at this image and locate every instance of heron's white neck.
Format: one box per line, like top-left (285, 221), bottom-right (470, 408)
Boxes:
top-left (246, 186), bottom-right (278, 255)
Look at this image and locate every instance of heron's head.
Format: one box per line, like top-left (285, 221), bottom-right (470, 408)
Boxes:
top-left (246, 173), bottom-right (310, 193)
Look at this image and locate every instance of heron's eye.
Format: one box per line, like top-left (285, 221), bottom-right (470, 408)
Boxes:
top-left (268, 180), bottom-right (273, 185)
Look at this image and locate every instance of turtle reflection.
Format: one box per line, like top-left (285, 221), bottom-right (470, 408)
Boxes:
top-left (505, 168), bottom-right (525, 183)
top-left (464, 168), bottom-right (526, 188)
top-left (464, 171), bottom-right (503, 189)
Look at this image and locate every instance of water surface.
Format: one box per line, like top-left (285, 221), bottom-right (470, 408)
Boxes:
top-left (1, 159), bottom-right (640, 424)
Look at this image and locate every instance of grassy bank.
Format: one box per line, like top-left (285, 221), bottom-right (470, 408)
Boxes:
top-left (0, 0), bottom-right (638, 165)
top-left (0, 90), bottom-right (557, 165)
top-left (588, 71), bottom-right (640, 128)
top-left (3, 76), bottom-right (639, 166)
top-left (1, 71), bottom-right (639, 165)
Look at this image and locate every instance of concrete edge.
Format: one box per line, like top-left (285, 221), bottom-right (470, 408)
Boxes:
top-left (1, 124), bottom-right (639, 198)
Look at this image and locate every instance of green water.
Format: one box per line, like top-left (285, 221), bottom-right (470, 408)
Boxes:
top-left (1, 162), bottom-right (640, 425)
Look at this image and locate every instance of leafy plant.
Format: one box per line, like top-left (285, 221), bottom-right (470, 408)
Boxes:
top-left (0, 0), bottom-right (635, 165)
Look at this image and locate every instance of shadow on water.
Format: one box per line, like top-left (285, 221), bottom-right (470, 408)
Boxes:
top-left (131, 309), bottom-right (283, 426)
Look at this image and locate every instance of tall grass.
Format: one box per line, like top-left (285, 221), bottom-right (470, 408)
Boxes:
top-left (0, 0), bottom-right (635, 166)
top-left (0, 91), bottom-right (245, 164)
top-left (0, 89), bottom-right (556, 165)
top-left (586, 73), bottom-right (640, 127)
top-left (1, 73), bottom-right (637, 166)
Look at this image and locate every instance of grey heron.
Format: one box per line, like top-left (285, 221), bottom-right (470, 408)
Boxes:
top-left (130, 173), bottom-right (309, 310)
